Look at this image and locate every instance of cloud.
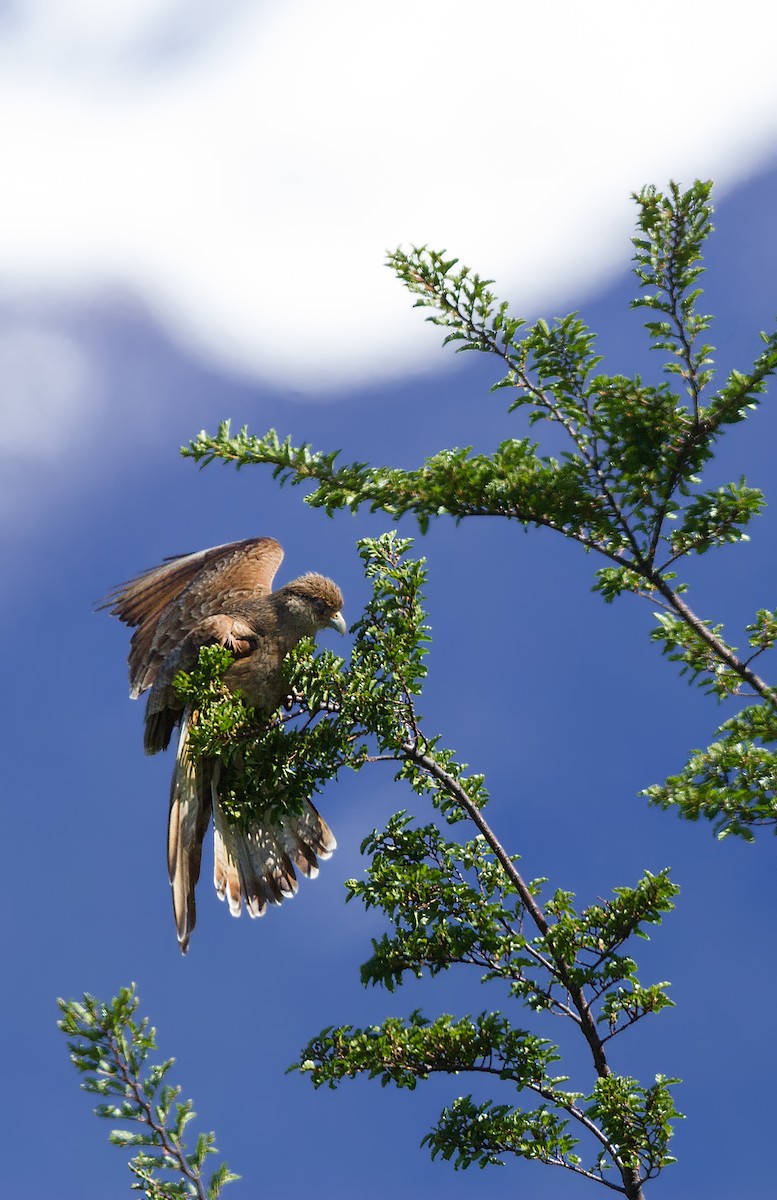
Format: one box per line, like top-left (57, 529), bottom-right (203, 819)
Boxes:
top-left (0, 0), bottom-right (244, 66)
top-left (0, 0), bottom-right (776, 396)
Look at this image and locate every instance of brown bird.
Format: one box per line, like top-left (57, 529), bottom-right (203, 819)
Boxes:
top-left (104, 536), bottom-right (346, 953)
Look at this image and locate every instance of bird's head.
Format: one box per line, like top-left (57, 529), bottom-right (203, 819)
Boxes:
top-left (281, 574), bottom-right (346, 639)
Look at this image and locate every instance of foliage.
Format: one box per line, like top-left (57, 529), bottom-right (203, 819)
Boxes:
top-left (185, 180), bottom-right (777, 839)
top-left (642, 702), bottom-right (777, 839)
top-left (66, 182), bottom-right (776, 1198)
top-left (58, 985), bottom-right (237, 1200)
top-left (170, 533), bottom-right (680, 1199)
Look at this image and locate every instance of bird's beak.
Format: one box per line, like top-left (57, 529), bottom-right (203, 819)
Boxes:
top-left (329, 611), bottom-right (347, 635)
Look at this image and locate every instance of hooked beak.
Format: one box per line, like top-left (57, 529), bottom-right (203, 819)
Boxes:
top-left (329, 611), bottom-right (347, 635)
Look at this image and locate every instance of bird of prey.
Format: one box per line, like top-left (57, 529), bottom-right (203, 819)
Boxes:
top-left (104, 536), bottom-right (346, 953)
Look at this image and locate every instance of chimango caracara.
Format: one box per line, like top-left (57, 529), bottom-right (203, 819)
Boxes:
top-left (105, 536), bottom-right (346, 953)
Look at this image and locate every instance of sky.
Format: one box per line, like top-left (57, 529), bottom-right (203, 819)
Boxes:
top-left (2, 4), bottom-right (777, 1199)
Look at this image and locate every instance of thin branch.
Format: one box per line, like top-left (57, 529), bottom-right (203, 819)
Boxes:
top-left (474, 328), bottom-right (650, 568)
top-left (401, 739), bottom-right (612, 1079)
top-left (106, 1029), bottom-right (209, 1200)
top-left (413, 1059), bottom-right (634, 1193)
top-left (652, 575), bottom-right (777, 703)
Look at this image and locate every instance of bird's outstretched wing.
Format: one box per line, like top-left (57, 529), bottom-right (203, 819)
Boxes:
top-left (102, 536), bottom-right (285, 697)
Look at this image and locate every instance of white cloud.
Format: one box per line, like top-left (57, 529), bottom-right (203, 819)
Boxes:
top-left (0, 0), bottom-right (776, 396)
top-left (1, 0), bottom-right (244, 67)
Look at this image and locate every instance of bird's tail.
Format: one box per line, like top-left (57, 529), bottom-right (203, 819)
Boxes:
top-left (168, 715), bottom-right (336, 952)
top-left (211, 761), bottom-right (336, 921)
top-left (167, 707), bottom-right (213, 954)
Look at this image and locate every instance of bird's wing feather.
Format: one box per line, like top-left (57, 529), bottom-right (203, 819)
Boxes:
top-left (101, 537), bottom-right (284, 696)
top-left (144, 614), bottom-right (258, 754)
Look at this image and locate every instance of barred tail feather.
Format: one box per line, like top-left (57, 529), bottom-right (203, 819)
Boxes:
top-left (167, 708), bottom-right (212, 954)
top-left (212, 791), bottom-right (336, 922)
top-left (279, 801), bottom-right (336, 879)
top-left (213, 795), bottom-right (251, 917)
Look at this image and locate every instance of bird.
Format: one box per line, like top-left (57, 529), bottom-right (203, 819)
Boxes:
top-left (103, 536), bottom-right (346, 953)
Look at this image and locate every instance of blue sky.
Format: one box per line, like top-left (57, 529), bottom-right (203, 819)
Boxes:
top-left (2, 5), bottom-right (777, 1199)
